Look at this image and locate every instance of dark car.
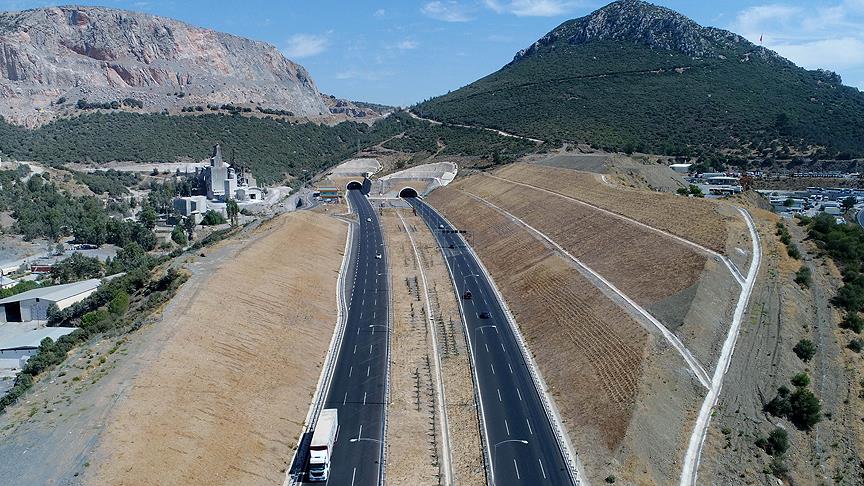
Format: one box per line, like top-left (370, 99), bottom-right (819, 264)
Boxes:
top-left (478, 311), bottom-right (491, 319)
top-left (462, 291), bottom-right (472, 300)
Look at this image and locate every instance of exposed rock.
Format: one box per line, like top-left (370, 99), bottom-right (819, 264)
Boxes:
top-left (513, 0), bottom-right (788, 65)
top-left (0, 6), bottom-right (328, 125)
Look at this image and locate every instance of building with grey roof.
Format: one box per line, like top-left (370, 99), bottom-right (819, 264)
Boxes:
top-left (0, 278), bottom-right (102, 323)
top-left (0, 326), bottom-right (76, 369)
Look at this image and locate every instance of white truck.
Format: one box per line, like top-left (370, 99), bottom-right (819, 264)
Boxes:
top-left (308, 408), bottom-right (338, 482)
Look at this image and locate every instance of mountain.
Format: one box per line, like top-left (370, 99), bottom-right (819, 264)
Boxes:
top-left (0, 6), bottom-right (328, 126)
top-left (415, 0), bottom-right (864, 161)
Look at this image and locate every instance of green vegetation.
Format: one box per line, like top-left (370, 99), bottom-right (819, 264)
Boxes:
top-left (200, 210), bottom-right (226, 226)
top-left (765, 377), bottom-right (822, 430)
top-left (848, 338), bottom-right (863, 353)
top-left (50, 253), bottom-right (103, 284)
top-left (793, 339), bottom-right (816, 362)
top-left (226, 199), bottom-right (240, 226)
top-left (0, 112), bottom-right (398, 184)
top-left (755, 427), bottom-right (789, 457)
top-left (416, 40), bottom-right (864, 159)
top-left (775, 222), bottom-right (801, 259)
top-left (379, 112), bottom-right (537, 161)
top-left (794, 266), bottom-right (812, 287)
top-left (676, 184), bottom-right (704, 197)
top-left (171, 224), bottom-right (188, 246)
top-left (807, 213), bottom-right (864, 330)
top-left (72, 169), bottom-right (140, 196)
top-left (0, 280), bottom-right (45, 299)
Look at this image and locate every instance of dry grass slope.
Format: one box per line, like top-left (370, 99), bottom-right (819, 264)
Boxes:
top-left (86, 209), bottom-right (347, 486)
top-left (496, 163), bottom-right (732, 253)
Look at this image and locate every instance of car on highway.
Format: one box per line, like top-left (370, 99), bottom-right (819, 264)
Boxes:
top-left (478, 311), bottom-right (491, 319)
top-left (375, 253), bottom-right (382, 259)
top-left (462, 291), bottom-right (472, 300)
top-left (366, 217), bottom-right (372, 222)
top-left (439, 224), bottom-right (445, 229)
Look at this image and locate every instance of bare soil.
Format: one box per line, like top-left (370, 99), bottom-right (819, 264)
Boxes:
top-left (380, 210), bottom-right (442, 485)
top-left (428, 187), bottom-right (706, 484)
top-left (83, 209), bottom-right (347, 485)
top-left (698, 213), bottom-right (864, 486)
top-left (494, 163), bottom-right (734, 253)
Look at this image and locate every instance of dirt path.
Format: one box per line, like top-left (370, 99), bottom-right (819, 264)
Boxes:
top-left (80, 209), bottom-right (347, 486)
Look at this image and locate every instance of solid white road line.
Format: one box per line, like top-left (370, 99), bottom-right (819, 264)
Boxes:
top-left (508, 363), bottom-right (514, 374)
top-left (349, 366), bottom-right (353, 377)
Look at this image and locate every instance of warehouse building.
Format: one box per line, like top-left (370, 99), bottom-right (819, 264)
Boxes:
top-left (0, 279), bottom-right (102, 323)
top-left (0, 327), bottom-right (76, 369)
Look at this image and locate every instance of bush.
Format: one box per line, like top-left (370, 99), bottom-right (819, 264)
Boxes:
top-left (755, 427), bottom-right (789, 456)
top-left (787, 387), bottom-right (821, 430)
top-left (790, 372), bottom-right (810, 388)
top-left (787, 243), bottom-right (801, 259)
top-left (793, 339), bottom-right (816, 362)
top-left (171, 225), bottom-right (188, 246)
top-left (840, 312), bottom-right (864, 333)
top-left (51, 253), bottom-right (103, 284)
top-left (200, 210), bottom-right (226, 226)
top-left (794, 266), bottom-right (811, 286)
top-left (848, 338), bottom-right (863, 353)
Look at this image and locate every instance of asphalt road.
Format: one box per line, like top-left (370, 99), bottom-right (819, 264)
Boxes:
top-left (318, 188), bottom-right (389, 485)
top-left (407, 197), bottom-right (575, 486)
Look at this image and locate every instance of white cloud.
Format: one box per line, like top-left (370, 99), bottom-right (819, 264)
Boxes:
top-left (373, 8), bottom-right (386, 18)
top-left (728, 1), bottom-right (864, 86)
top-left (282, 33), bottom-right (329, 59)
top-left (335, 69), bottom-right (392, 81)
top-left (421, 1), bottom-right (474, 22)
top-left (395, 40), bottom-right (418, 50)
top-left (483, 0), bottom-right (580, 17)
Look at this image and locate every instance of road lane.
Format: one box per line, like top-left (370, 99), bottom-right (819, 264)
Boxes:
top-left (407, 197), bottom-right (575, 486)
top-left (319, 188), bottom-right (389, 485)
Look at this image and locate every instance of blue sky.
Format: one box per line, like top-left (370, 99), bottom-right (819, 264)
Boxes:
top-left (2, 0), bottom-right (863, 106)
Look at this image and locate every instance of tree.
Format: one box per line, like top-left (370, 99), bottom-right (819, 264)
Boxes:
top-left (793, 339), bottom-right (816, 362)
top-left (790, 372), bottom-right (810, 388)
top-left (50, 253), bottom-right (103, 284)
top-left (184, 216), bottom-right (196, 241)
top-left (226, 199), bottom-right (240, 226)
top-left (755, 427), bottom-right (789, 456)
top-left (842, 196), bottom-right (857, 212)
top-left (201, 210), bottom-right (226, 226)
top-left (787, 387), bottom-right (821, 430)
top-left (171, 224), bottom-right (188, 246)
top-left (139, 206), bottom-right (158, 230)
top-left (108, 290), bottom-right (129, 316)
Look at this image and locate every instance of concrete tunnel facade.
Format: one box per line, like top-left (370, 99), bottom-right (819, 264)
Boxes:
top-left (399, 187), bottom-right (419, 198)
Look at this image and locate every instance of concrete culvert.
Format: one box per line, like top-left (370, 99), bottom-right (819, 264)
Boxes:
top-left (346, 181), bottom-right (363, 190)
top-left (399, 187), bottom-right (418, 198)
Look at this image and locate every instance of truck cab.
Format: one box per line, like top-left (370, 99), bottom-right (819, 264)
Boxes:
top-left (308, 409), bottom-right (339, 482)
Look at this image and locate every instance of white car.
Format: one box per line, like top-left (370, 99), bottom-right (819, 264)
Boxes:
top-left (439, 224), bottom-right (445, 229)
top-left (366, 217), bottom-right (372, 222)
top-left (375, 253), bottom-right (382, 259)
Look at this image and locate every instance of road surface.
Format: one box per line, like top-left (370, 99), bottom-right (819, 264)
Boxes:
top-left (318, 188), bottom-right (390, 485)
top-left (407, 197), bottom-right (575, 486)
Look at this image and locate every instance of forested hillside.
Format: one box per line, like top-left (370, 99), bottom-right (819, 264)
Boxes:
top-left (415, 0), bottom-right (864, 161)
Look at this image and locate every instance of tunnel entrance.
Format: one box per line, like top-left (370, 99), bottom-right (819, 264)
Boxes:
top-left (399, 187), bottom-right (418, 198)
top-left (346, 181), bottom-right (363, 190)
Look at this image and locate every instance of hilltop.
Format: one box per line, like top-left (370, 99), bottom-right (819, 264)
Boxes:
top-left (415, 0), bottom-right (864, 163)
top-left (0, 6), bottom-right (328, 125)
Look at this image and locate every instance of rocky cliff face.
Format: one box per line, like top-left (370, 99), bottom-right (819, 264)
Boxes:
top-left (0, 6), bottom-right (328, 125)
top-left (514, 0), bottom-right (787, 65)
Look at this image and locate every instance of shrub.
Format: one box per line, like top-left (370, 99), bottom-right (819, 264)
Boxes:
top-left (840, 312), bottom-right (864, 333)
top-left (787, 387), bottom-right (821, 430)
top-left (794, 266), bottom-right (811, 286)
top-left (171, 225), bottom-right (188, 246)
top-left (848, 338), bottom-right (863, 353)
top-left (200, 210), bottom-right (226, 226)
top-left (790, 372), bottom-right (810, 388)
top-left (787, 243), bottom-right (801, 259)
top-left (755, 427), bottom-right (789, 456)
top-left (793, 339), bottom-right (816, 362)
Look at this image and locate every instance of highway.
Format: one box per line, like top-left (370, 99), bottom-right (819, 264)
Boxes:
top-left (407, 197), bottom-right (575, 486)
top-left (318, 188), bottom-right (389, 485)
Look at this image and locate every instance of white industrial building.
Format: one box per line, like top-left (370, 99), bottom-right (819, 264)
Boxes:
top-left (0, 275), bottom-right (16, 290)
top-left (173, 195), bottom-right (208, 224)
top-left (0, 279), bottom-right (102, 323)
top-left (0, 327), bottom-right (76, 369)
top-left (197, 144), bottom-right (263, 202)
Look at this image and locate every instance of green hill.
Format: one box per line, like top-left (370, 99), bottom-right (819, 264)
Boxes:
top-left (415, 0), bottom-right (864, 161)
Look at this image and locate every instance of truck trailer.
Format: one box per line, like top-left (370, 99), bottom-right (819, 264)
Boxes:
top-left (308, 408), bottom-right (338, 482)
